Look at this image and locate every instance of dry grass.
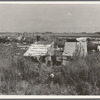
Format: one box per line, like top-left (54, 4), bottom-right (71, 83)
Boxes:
top-left (0, 44), bottom-right (100, 95)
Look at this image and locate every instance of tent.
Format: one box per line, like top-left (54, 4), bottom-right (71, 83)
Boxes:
top-left (24, 41), bottom-right (54, 57)
top-left (63, 42), bottom-right (77, 56)
top-left (76, 37), bottom-right (87, 42)
top-left (97, 45), bottom-right (100, 51)
top-left (63, 40), bottom-right (87, 57)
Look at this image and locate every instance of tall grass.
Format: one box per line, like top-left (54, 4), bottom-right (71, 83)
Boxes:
top-left (1, 44), bottom-right (100, 95)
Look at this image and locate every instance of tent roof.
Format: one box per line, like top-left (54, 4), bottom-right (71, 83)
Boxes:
top-left (24, 42), bottom-right (52, 57)
top-left (76, 37), bottom-right (88, 42)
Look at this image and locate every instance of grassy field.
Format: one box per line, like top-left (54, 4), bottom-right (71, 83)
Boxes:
top-left (0, 42), bottom-right (100, 95)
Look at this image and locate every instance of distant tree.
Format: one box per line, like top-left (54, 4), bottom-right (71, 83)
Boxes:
top-left (95, 32), bottom-right (100, 34)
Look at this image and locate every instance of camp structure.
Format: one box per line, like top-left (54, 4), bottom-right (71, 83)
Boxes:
top-left (97, 45), bottom-right (100, 51)
top-left (62, 38), bottom-right (88, 65)
top-left (24, 41), bottom-right (54, 56)
top-left (24, 41), bottom-right (54, 65)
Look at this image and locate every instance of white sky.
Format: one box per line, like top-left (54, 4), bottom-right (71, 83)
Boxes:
top-left (0, 3), bottom-right (100, 33)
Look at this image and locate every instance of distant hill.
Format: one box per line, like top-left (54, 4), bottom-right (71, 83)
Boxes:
top-left (0, 32), bottom-right (100, 38)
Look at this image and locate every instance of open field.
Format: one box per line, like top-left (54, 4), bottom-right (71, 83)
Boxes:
top-left (0, 32), bottom-right (100, 95)
top-left (0, 44), bottom-right (100, 95)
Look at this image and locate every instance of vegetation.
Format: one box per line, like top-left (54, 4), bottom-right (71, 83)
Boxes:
top-left (0, 32), bottom-right (100, 95)
top-left (0, 43), bottom-right (100, 95)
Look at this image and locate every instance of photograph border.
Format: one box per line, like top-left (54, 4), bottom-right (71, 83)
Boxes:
top-left (0, 1), bottom-right (100, 99)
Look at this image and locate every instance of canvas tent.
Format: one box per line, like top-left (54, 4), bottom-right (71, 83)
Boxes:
top-left (62, 38), bottom-right (87, 65)
top-left (97, 45), bottom-right (100, 51)
top-left (76, 37), bottom-right (87, 42)
top-left (63, 38), bottom-right (87, 57)
top-left (63, 42), bottom-right (77, 57)
top-left (24, 41), bottom-right (54, 57)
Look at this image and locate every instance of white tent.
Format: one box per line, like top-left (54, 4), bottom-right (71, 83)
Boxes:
top-left (24, 42), bottom-right (54, 57)
top-left (76, 37), bottom-right (87, 42)
top-left (97, 45), bottom-right (100, 51)
top-left (63, 42), bottom-right (77, 56)
top-left (63, 41), bottom-right (87, 57)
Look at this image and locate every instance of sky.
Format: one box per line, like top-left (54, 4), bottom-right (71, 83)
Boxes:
top-left (0, 4), bottom-right (100, 33)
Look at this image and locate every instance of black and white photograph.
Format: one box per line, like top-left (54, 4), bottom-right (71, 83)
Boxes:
top-left (0, 1), bottom-right (100, 96)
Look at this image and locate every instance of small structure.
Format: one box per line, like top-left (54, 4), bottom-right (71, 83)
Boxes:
top-left (62, 38), bottom-right (87, 65)
top-left (76, 37), bottom-right (87, 56)
top-left (24, 41), bottom-right (54, 65)
top-left (97, 45), bottom-right (100, 51)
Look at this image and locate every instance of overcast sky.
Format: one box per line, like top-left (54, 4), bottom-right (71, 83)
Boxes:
top-left (0, 4), bottom-right (100, 33)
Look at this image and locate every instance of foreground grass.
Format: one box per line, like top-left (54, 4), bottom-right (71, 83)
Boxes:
top-left (0, 44), bottom-right (100, 95)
